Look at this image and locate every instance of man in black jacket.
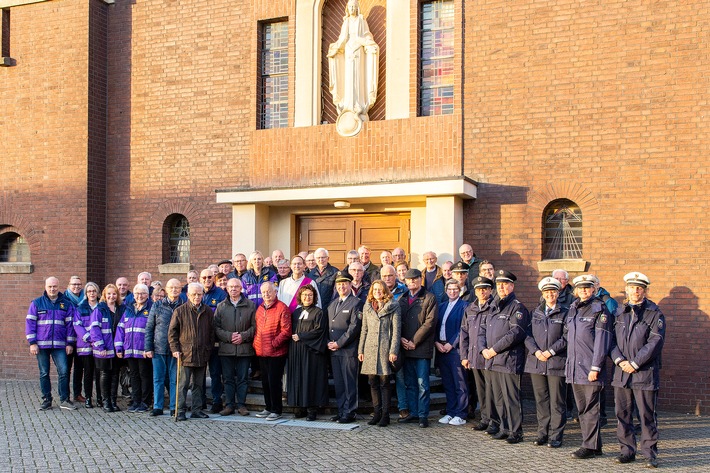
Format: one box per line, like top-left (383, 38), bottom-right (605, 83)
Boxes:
top-left (399, 269), bottom-right (439, 428)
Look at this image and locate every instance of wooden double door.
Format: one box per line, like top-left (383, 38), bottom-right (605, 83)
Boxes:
top-left (297, 213), bottom-right (410, 268)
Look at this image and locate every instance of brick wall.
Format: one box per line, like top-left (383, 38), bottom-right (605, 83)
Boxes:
top-left (462, 0), bottom-right (710, 412)
top-left (2, 0), bottom-right (708, 414)
top-left (0, 0), bottom-right (90, 379)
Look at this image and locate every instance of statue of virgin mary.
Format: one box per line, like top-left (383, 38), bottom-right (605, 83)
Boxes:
top-left (327, 0), bottom-right (379, 136)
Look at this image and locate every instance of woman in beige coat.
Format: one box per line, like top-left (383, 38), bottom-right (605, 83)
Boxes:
top-left (358, 280), bottom-right (401, 426)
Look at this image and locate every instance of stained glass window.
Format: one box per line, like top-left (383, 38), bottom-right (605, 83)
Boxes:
top-left (259, 21), bottom-right (289, 129)
top-left (420, 0), bottom-right (454, 116)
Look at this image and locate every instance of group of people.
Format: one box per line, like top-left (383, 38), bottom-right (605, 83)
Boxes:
top-left (25, 244), bottom-right (665, 467)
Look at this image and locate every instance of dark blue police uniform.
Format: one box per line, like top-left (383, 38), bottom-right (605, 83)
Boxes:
top-left (327, 294), bottom-right (363, 421)
top-left (611, 298), bottom-right (665, 463)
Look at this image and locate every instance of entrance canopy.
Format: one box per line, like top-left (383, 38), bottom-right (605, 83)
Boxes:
top-left (216, 178), bottom-right (476, 267)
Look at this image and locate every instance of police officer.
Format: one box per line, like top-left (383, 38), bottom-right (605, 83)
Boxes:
top-left (460, 276), bottom-right (500, 434)
top-left (611, 272), bottom-right (665, 468)
top-left (479, 270), bottom-right (530, 444)
top-left (566, 274), bottom-right (613, 459)
top-left (525, 277), bottom-right (568, 448)
top-left (327, 270), bottom-right (363, 423)
top-left (451, 261), bottom-right (474, 302)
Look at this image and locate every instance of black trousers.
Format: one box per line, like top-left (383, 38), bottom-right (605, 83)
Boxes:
top-left (259, 356), bottom-right (286, 415)
top-left (490, 371), bottom-right (523, 436)
top-left (74, 355), bottom-right (100, 400)
top-left (572, 383), bottom-right (603, 450)
top-left (530, 374), bottom-right (567, 442)
top-left (368, 375), bottom-right (391, 414)
top-left (473, 368), bottom-right (499, 427)
top-left (127, 358), bottom-right (153, 406)
top-left (615, 387), bottom-right (659, 460)
top-left (96, 358), bottom-right (120, 403)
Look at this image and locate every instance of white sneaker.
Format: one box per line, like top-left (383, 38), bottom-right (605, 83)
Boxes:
top-left (449, 416), bottom-right (466, 426)
top-left (266, 412), bottom-right (282, 421)
top-left (255, 409), bottom-right (271, 418)
top-left (438, 414), bottom-right (453, 424)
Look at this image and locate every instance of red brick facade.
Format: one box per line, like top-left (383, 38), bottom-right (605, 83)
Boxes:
top-left (1, 0), bottom-right (708, 412)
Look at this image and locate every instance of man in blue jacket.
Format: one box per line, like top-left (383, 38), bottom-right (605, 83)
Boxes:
top-left (26, 277), bottom-right (78, 411)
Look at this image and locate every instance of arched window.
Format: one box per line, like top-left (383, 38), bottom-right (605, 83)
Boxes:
top-left (0, 231), bottom-right (29, 262)
top-left (542, 199), bottom-right (582, 260)
top-left (163, 215), bottom-right (190, 264)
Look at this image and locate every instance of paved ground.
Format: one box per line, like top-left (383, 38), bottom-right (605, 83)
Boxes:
top-left (1, 380), bottom-right (708, 473)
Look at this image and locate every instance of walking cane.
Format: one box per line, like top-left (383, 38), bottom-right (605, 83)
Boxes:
top-left (174, 353), bottom-right (180, 422)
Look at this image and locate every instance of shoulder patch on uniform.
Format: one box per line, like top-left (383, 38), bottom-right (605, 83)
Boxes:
top-left (515, 311), bottom-right (523, 320)
top-left (657, 319), bottom-right (663, 328)
top-left (600, 314), bottom-right (607, 324)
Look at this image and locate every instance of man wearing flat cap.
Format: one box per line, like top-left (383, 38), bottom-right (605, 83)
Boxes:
top-left (479, 270), bottom-right (530, 444)
top-left (610, 272), bottom-right (665, 469)
top-left (327, 270), bottom-right (363, 423)
top-left (399, 268), bottom-right (439, 428)
top-left (566, 274), bottom-right (613, 459)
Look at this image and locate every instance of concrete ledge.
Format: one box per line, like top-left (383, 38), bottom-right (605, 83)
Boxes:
top-left (0, 0), bottom-right (51, 8)
top-left (217, 178), bottom-right (477, 206)
top-left (0, 262), bottom-right (33, 273)
top-left (537, 259), bottom-right (588, 273)
top-left (158, 263), bottom-right (190, 274)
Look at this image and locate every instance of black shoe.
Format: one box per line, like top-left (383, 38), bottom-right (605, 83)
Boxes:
top-left (645, 458), bottom-right (658, 468)
top-left (368, 411), bottom-right (382, 426)
top-left (294, 408), bottom-right (307, 419)
top-left (306, 412), bottom-right (318, 421)
top-left (485, 425), bottom-right (500, 436)
top-left (418, 419), bottom-right (429, 428)
top-left (472, 422), bottom-right (489, 431)
top-left (210, 403), bottom-right (223, 414)
top-left (149, 409), bottom-right (163, 417)
top-left (337, 414), bottom-right (355, 424)
top-left (506, 434), bottom-right (524, 444)
top-left (616, 454), bottom-right (636, 464)
top-left (572, 448), bottom-right (601, 459)
top-left (85, 398), bottom-right (93, 409)
top-left (111, 399), bottom-right (120, 412)
top-left (170, 410), bottom-right (175, 417)
top-left (439, 408), bottom-right (447, 415)
top-left (398, 415), bottom-right (420, 424)
top-left (378, 415), bottom-right (390, 427)
top-left (38, 399), bottom-right (52, 411)
top-left (176, 412), bottom-right (187, 421)
top-left (533, 436), bottom-right (548, 446)
top-left (548, 440), bottom-right (563, 448)
top-left (103, 400), bottom-right (114, 413)
top-left (191, 411), bottom-right (209, 419)
top-left (492, 431), bottom-right (509, 440)
top-left (330, 414), bottom-right (341, 422)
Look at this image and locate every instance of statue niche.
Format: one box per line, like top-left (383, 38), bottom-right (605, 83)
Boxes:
top-left (327, 0), bottom-right (379, 137)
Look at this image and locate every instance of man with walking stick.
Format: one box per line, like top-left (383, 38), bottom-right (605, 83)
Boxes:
top-left (169, 282), bottom-right (215, 421)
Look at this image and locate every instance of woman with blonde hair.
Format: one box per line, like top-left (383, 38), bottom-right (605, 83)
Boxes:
top-left (358, 280), bottom-right (400, 426)
top-left (90, 284), bottom-right (124, 412)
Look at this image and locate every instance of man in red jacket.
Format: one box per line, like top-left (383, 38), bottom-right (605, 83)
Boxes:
top-left (253, 282), bottom-right (292, 421)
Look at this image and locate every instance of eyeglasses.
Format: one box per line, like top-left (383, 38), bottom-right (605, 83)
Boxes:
top-left (70, 283), bottom-right (82, 286)
top-left (201, 276), bottom-right (213, 280)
